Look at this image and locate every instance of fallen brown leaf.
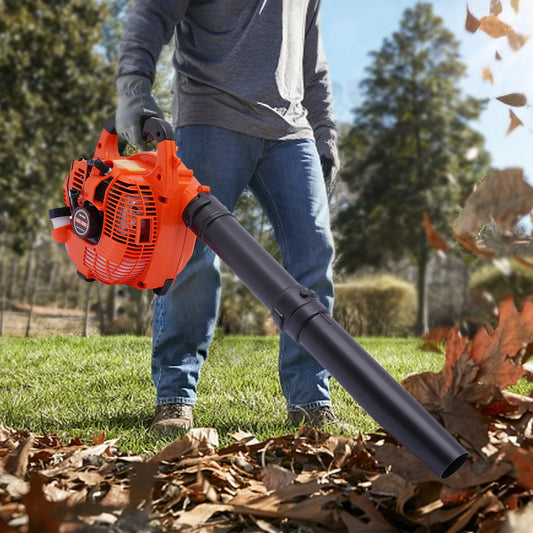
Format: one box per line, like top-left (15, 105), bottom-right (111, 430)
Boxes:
top-left (2, 439), bottom-right (33, 479)
top-left (5, 299), bottom-right (533, 532)
top-left (149, 427), bottom-right (219, 463)
top-left (261, 464), bottom-right (297, 492)
top-left (22, 472), bottom-right (66, 533)
top-left (502, 444), bottom-right (533, 490)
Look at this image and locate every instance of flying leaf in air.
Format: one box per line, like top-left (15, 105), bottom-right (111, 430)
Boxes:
top-left (507, 31), bottom-right (529, 51)
top-left (465, 7), bottom-right (480, 32)
top-left (454, 168), bottom-right (533, 253)
top-left (479, 15), bottom-right (514, 38)
top-left (490, 0), bottom-right (503, 15)
top-left (423, 211), bottom-right (448, 255)
top-left (469, 296), bottom-right (533, 389)
top-left (495, 50), bottom-right (502, 60)
top-left (482, 67), bottom-right (494, 84)
top-left (507, 109), bottom-right (524, 134)
top-left (511, 0), bottom-right (520, 13)
top-left (497, 93), bottom-right (527, 107)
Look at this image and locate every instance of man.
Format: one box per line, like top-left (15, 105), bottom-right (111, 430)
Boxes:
top-left (116, 0), bottom-right (345, 435)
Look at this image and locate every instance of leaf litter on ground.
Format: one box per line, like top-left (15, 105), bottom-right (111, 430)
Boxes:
top-left (3, 297), bottom-right (533, 531)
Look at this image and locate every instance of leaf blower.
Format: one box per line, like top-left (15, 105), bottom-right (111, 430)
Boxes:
top-left (49, 116), bottom-right (468, 478)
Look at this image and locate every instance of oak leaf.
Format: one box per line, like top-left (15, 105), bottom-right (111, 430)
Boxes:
top-left (503, 444), bottom-right (533, 490)
top-left (22, 472), bottom-right (67, 532)
top-left (261, 464), bottom-right (297, 492)
top-left (468, 296), bottom-right (533, 389)
top-left (405, 297), bottom-right (533, 412)
top-left (420, 327), bottom-right (452, 353)
top-left (149, 428), bottom-right (218, 463)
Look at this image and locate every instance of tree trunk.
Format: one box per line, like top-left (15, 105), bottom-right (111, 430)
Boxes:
top-left (7, 255), bottom-right (19, 305)
top-left (107, 285), bottom-right (118, 323)
top-left (25, 265), bottom-right (39, 337)
top-left (415, 245), bottom-right (429, 335)
top-left (22, 247), bottom-right (34, 304)
top-left (83, 282), bottom-right (93, 337)
top-left (0, 254), bottom-right (5, 336)
top-left (96, 284), bottom-right (106, 334)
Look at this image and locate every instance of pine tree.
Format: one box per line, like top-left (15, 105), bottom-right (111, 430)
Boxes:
top-left (0, 0), bottom-right (116, 252)
top-left (335, 2), bottom-right (491, 334)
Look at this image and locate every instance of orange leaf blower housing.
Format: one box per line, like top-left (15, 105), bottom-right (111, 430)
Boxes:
top-left (49, 117), bottom-right (208, 294)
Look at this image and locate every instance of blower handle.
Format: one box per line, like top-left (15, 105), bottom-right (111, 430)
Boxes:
top-left (102, 115), bottom-right (173, 143)
top-left (142, 116), bottom-right (174, 144)
top-left (94, 115), bottom-right (174, 161)
top-left (103, 116), bottom-right (117, 135)
top-left (183, 192), bottom-right (468, 479)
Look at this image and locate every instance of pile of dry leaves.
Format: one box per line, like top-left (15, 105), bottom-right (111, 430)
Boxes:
top-left (2, 297), bottom-right (533, 532)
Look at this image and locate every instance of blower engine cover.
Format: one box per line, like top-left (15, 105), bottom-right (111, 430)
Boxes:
top-left (49, 117), bottom-right (208, 295)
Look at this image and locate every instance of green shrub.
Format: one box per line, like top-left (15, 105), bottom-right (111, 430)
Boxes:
top-left (470, 259), bottom-right (533, 308)
top-left (334, 275), bottom-right (416, 336)
top-left (218, 273), bottom-right (276, 335)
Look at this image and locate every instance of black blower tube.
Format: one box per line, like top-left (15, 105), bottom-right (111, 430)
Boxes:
top-left (183, 192), bottom-right (468, 478)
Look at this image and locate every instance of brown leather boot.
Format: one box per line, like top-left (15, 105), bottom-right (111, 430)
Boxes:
top-left (288, 406), bottom-right (356, 434)
top-left (149, 403), bottom-right (194, 437)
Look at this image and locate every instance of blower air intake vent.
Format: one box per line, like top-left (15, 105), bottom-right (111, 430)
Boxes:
top-left (81, 180), bottom-right (159, 285)
top-left (94, 178), bottom-right (111, 204)
top-left (103, 180), bottom-right (158, 246)
top-left (71, 170), bottom-right (86, 191)
top-left (83, 241), bottom-right (155, 284)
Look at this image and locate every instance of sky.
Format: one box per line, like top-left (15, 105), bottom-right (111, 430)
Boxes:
top-left (320, 0), bottom-right (533, 181)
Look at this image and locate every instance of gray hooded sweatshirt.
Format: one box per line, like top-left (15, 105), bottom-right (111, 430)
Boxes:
top-left (118, 0), bottom-right (336, 144)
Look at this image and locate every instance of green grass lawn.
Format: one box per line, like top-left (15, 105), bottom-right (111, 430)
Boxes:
top-left (0, 334), bottom-right (451, 456)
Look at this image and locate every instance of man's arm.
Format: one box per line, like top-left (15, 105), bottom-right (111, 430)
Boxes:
top-left (116, 1), bottom-right (188, 148)
top-left (118, 0), bottom-right (188, 82)
top-left (302, 0), bottom-right (339, 189)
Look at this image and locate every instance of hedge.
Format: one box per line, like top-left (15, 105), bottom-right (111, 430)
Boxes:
top-left (333, 274), bottom-right (416, 336)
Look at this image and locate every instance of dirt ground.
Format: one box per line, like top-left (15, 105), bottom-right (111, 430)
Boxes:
top-left (1, 305), bottom-right (99, 337)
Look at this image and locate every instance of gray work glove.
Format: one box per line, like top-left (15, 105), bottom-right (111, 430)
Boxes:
top-left (315, 126), bottom-right (340, 196)
top-left (116, 74), bottom-right (164, 150)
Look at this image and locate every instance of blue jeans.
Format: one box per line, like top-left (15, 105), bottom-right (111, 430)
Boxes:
top-left (152, 126), bottom-right (335, 412)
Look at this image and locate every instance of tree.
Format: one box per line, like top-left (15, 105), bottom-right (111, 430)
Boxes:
top-left (335, 2), bottom-right (491, 334)
top-left (0, 0), bottom-right (116, 253)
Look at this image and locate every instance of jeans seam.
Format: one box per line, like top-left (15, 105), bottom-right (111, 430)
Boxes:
top-left (279, 334), bottom-right (289, 405)
top-left (156, 397), bottom-right (196, 406)
top-left (153, 297), bottom-right (164, 393)
top-left (251, 169), bottom-right (292, 273)
top-left (288, 400), bottom-right (332, 411)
